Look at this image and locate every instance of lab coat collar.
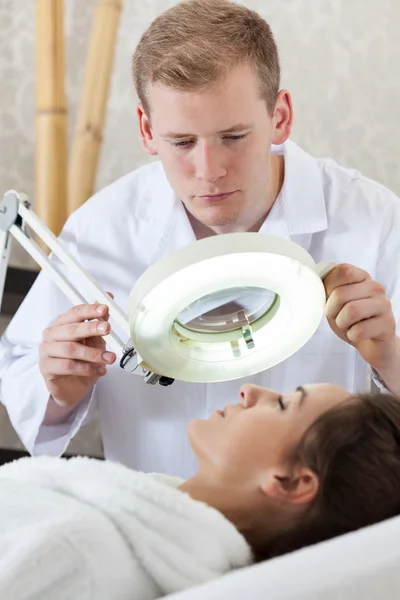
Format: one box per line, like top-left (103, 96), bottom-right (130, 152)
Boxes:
top-left (273, 140), bottom-right (328, 237)
top-left (145, 165), bottom-right (197, 266)
top-left (152, 139), bottom-right (328, 262)
top-left (150, 194), bottom-right (197, 265)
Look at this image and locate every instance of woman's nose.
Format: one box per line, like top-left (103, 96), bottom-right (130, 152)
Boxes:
top-left (239, 384), bottom-right (260, 408)
top-left (239, 384), bottom-right (277, 408)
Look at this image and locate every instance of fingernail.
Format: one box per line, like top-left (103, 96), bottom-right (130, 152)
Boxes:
top-left (103, 352), bottom-right (115, 363)
top-left (96, 304), bottom-right (106, 314)
top-left (97, 322), bottom-right (108, 333)
top-left (96, 366), bottom-right (107, 375)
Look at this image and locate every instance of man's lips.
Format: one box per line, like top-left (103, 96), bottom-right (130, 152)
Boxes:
top-left (196, 191), bottom-right (236, 202)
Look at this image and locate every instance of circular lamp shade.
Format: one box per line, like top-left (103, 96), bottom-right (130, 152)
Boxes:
top-left (128, 232), bottom-right (334, 383)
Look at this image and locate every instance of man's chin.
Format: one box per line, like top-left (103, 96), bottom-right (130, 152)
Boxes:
top-left (192, 207), bottom-right (242, 228)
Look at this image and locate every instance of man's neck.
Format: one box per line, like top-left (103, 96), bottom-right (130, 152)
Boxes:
top-left (187, 153), bottom-right (284, 240)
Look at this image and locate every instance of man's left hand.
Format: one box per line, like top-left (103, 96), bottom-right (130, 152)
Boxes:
top-left (323, 263), bottom-right (397, 370)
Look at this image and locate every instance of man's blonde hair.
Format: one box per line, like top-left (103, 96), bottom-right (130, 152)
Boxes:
top-left (132, 0), bottom-right (280, 118)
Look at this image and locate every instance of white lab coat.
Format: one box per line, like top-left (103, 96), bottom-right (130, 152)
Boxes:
top-left (1, 141), bottom-right (399, 477)
top-left (0, 456), bottom-right (251, 599)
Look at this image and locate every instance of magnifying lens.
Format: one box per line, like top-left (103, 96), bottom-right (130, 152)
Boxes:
top-left (127, 232), bottom-right (335, 383)
top-left (0, 191), bottom-right (334, 388)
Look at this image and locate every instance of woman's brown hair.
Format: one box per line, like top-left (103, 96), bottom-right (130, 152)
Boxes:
top-left (255, 393), bottom-right (400, 562)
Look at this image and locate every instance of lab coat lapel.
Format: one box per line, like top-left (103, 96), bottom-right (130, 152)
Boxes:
top-left (149, 196), bottom-right (197, 266)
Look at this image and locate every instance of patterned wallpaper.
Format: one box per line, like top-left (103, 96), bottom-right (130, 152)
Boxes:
top-left (1, 0), bottom-right (400, 268)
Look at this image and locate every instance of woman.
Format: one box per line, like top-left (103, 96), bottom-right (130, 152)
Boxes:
top-left (1, 383), bottom-right (400, 600)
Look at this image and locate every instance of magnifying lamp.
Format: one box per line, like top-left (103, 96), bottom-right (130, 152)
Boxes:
top-left (0, 190), bottom-right (335, 387)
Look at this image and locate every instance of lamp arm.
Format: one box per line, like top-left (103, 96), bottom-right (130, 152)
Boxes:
top-left (0, 190), bottom-right (174, 387)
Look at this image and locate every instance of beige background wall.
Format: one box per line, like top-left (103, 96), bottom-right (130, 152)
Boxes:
top-left (2, 0), bottom-right (400, 270)
top-left (0, 0), bottom-right (399, 452)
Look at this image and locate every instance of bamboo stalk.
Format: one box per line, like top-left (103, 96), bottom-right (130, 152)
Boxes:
top-left (35, 0), bottom-right (68, 237)
top-left (68, 0), bottom-right (123, 213)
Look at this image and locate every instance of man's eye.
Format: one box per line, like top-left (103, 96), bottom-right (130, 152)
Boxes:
top-left (172, 134), bottom-right (248, 148)
top-left (278, 396), bottom-right (286, 411)
top-left (223, 134), bottom-right (248, 141)
top-left (172, 140), bottom-right (193, 148)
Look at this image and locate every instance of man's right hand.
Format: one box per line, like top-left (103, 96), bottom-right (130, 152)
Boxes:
top-left (39, 300), bottom-right (117, 408)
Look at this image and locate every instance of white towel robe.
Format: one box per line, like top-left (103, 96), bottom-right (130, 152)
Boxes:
top-left (0, 456), bottom-right (252, 600)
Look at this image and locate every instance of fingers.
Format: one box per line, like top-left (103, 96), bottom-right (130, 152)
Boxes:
top-left (40, 340), bottom-right (116, 365)
top-left (325, 280), bottom-right (387, 321)
top-left (53, 302), bottom-right (110, 327)
top-left (327, 296), bottom-right (391, 331)
top-left (326, 295), bottom-right (391, 329)
top-left (93, 293), bottom-right (114, 320)
top-left (323, 264), bottom-right (370, 297)
top-left (43, 358), bottom-right (109, 379)
top-left (43, 318), bottom-right (112, 343)
top-left (41, 296), bottom-right (118, 380)
top-left (85, 334), bottom-right (107, 351)
top-left (347, 314), bottom-right (396, 345)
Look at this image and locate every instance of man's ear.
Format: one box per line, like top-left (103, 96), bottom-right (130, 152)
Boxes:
top-left (260, 466), bottom-right (319, 506)
top-left (271, 89), bottom-right (293, 146)
top-left (137, 103), bottom-right (158, 156)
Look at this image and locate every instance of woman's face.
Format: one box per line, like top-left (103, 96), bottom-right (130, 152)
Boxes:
top-left (187, 383), bottom-right (351, 483)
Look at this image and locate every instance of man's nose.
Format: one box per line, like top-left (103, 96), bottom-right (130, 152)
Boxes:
top-left (194, 142), bottom-right (227, 182)
top-left (239, 384), bottom-right (277, 408)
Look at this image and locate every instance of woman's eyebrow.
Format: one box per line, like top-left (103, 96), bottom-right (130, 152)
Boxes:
top-left (295, 385), bottom-right (308, 408)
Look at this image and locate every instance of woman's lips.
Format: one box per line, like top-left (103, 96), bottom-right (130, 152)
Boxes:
top-left (216, 409), bottom-right (225, 417)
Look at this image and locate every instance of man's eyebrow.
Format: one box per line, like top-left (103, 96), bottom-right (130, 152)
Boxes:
top-left (218, 123), bottom-right (254, 134)
top-left (296, 385), bottom-right (308, 407)
top-left (162, 123), bottom-right (254, 139)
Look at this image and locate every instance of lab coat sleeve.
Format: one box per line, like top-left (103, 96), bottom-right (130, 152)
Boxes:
top-left (371, 194), bottom-right (400, 393)
top-left (0, 213), bottom-right (97, 455)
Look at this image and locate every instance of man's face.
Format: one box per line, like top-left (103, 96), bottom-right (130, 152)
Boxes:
top-left (138, 63), bottom-right (292, 230)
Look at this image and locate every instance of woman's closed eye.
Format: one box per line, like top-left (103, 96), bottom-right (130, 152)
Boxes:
top-left (278, 395), bottom-right (286, 411)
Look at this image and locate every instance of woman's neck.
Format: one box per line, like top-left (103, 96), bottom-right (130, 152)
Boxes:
top-left (179, 475), bottom-right (246, 524)
top-left (179, 475), bottom-right (267, 536)
top-left (179, 473), bottom-right (289, 557)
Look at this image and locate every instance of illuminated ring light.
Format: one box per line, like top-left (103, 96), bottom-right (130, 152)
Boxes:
top-left (128, 232), bottom-right (335, 383)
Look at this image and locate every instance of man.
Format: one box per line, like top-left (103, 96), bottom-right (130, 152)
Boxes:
top-left (0, 0), bottom-right (399, 477)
